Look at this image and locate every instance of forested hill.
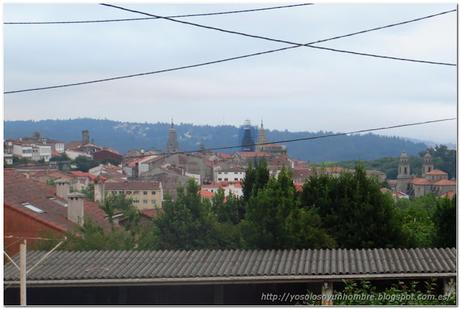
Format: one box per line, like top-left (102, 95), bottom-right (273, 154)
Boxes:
top-left (4, 118), bottom-right (429, 163)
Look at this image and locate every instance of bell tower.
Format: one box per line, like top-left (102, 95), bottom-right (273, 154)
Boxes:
top-left (166, 119), bottom-right (179, 154)
top-left (422, 152), bottom-right (433, 177)
top-left (256, 120), bottom-right (267, 152)
top-left (396, 152), bottom-right (411, 193)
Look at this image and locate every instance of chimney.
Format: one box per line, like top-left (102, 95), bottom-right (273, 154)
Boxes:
top-left (66, 192), bottom-right (85, 226)
top-left (55, 178), bottom-right (70, 199)
top-left (94, 178), bottom-right (105, 202)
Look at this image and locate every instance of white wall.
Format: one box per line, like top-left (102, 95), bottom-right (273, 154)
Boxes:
top-left (13, 144), bottom-right (33, 158)
top-left (65, 150), bottom-right (92, 160)
top-left (215, 171), bottom-right (245, 182)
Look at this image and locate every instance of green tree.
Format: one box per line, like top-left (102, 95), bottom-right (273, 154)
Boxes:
top-left (242, 160), bottom-right (269, 201)
top-left (395, 195), bottom-right (437, 247)
top-left (211, 189), bottom-right (243, 224)
top-left (100, 193), bottom-right (139, 233)
top-left (433, 195), bottom-right (456, 247)
top-left (335, 280), bottom-right (455, 305)
top-left (74, 156), bottom-right (98, 172)
top-left (242, 168), bottom-right (333, 249)
top-left (154, 179), bottom-right (219, 249)
top-left (301, 165), bottom-right (405, 248)
top-left (37, 219), bottom-right (136, 251)
top-left (80, 183), bottom-right (95, 201)
top-left (50, 153), bottom-right (70, 162)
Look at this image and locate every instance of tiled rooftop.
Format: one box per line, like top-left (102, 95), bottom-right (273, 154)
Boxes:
top-left (4, 248), bottom-right (455, 284)
top-left (4, 169), bottom-right (111, 232)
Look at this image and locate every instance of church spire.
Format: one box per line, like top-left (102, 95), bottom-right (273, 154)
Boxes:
top-left (256, 119), bottom-right (267, 152)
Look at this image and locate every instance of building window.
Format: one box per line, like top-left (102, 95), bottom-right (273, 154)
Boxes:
top-left (152, 191), bottom-right (156, 195)
top-left (143, 191), bottom-right (148, 195)
top-left (143, 200), bottom-right (148, 204)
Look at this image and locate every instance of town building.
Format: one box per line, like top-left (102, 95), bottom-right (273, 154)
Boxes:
top-left (137, 165), bottom-right (190, 200)
top-left (254, 121), bottom-right (287, 156)
top-left (201, 181), bottom-right (243, 198)
top-left (65, 130), bottom-right (106, 157)
top-left (93, 148), bottom-right (123, 163)
top-left (7, 133), bottom-right (65, 158)
top-left (4, 153), bottom-right (13, 166)
top-left (4, 169), bottom-right (111, 256)
top-left (95, 180), bottom-right (163, 210)
top-left (89, 163), bottom-right (126, 181)
top-left (68, 171), bottom-right (97, 191)
top-left (12, 142), bottom-right (52, 162)
top-left (395, 152), bottom-right (456, 198)
top-left (213, 166), bottom-right (246, 182)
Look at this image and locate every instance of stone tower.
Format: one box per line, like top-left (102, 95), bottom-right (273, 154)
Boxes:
top-left (256, 120), bottom-right (267, 152)
top-left (166, 120), bottom-right (179, 154)
top-left (241, 120), bottom-right (255, 152)
top-left (396, 152), bottom-right (411, 193)
top-left (422, 152), bottom-right (433, 177)
top-left (82, 130), bottom-right (90, 145)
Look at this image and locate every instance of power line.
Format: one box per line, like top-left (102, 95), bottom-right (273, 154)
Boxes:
top-left (103, 4), bottom-right (456, 48)
top-left (4, 3), bottom-right (314, 24)
top-left (102, 3), bottom-right (456, 67)
top-left (5, 8), bottom-right (456, 95)
top-left (125, 117), bottom-right (456, 158)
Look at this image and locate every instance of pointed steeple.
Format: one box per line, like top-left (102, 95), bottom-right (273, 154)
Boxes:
top-left (256, 119), bottom-right (267, 152)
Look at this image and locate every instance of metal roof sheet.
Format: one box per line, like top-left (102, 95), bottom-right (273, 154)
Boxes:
top-left (4, 248), bottom-right (456, 285)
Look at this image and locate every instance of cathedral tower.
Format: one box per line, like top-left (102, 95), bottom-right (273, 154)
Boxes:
top-left (256, 120), bottom-right (267, 152)
top-left (241, 120), bottom-right (255, 152)
top-left (166, 120), bottom-right (179, 154)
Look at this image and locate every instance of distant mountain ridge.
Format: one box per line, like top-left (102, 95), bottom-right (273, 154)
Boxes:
top-left (4, 118), bottom-right (429, 163)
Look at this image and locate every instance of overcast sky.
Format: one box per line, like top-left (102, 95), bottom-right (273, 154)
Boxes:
top-left (4, 3), bottom-right (457, 144)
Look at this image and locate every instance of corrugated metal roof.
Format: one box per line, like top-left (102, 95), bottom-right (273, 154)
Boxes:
top-left (4, 248), bottom-right (456, 284)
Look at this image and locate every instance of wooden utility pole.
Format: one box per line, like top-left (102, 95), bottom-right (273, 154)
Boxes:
top-left (19, 240), bottom-right (27, 306)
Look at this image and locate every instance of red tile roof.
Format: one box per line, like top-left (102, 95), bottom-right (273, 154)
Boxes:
top-left (441, 191), bottom-right (456, 199)
top-left (4, 169), bottom-right (111, 232)
top-left (294, 183), bottom-right (303, 192)
top-left (216, 152), bottom-right (232, 159)
top-left (70, 171), bottom-right (97, 181)
top-left (65, 141), bottom-right (82, 150)
top-left (426, 169), bottom-right (448, 176)
top-left (202, 181), bottom-right (242, 190)
top-left (199, 190), bottom-right (214, 199)
top-left (433, 179), bottom-right (456, 186)
top-left (140, 208), bottom-right (162, 219)
top-left (410, 178), bottom-right (432, 185)
top-left (235, 151), bottom-right (271, 158)
top-left (105, 181), bottom-right (161, 191)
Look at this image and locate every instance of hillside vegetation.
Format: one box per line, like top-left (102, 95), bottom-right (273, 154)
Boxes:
top-left (5, 118), bottom-right (429, 162)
